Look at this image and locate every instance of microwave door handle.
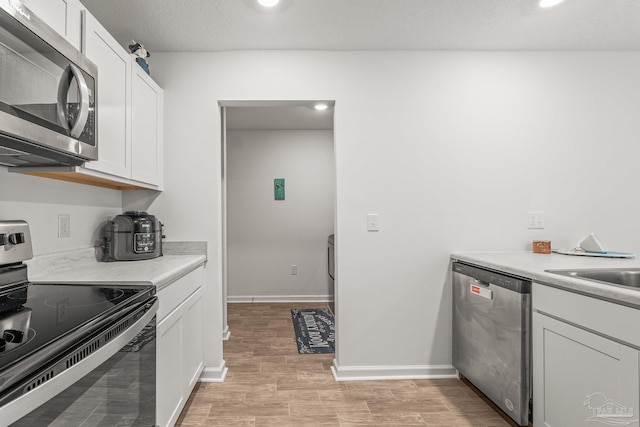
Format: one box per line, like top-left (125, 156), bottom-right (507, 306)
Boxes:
top-left (56, 65), bottom-right (72, 131)
top-left (68, 64), bottom-right (90, 138)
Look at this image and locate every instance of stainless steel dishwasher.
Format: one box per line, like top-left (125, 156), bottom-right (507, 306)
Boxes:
top-left (452, 261), bottom-right (532, 426)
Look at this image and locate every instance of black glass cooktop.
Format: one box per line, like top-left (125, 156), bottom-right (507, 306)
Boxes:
top-left (0, 279), bottom-right (155, 373)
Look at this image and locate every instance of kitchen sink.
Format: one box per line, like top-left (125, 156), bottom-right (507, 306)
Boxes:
top-left (546, 268), bottom-right (640, 289)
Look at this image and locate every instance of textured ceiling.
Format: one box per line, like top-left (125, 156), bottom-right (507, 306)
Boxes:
top-left (80, 0), bottom-right (640, 53)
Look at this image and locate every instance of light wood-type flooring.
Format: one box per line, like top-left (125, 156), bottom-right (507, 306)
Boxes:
top-left (176, 302), bottom-right (514, 427)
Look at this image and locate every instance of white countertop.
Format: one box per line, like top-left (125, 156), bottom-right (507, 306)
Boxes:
top-left (29, 254), bottom-right (206, 291)
top-left (451, 251), bottom-right (640, 307)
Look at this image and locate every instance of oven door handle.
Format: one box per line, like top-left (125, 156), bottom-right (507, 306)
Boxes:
top-left (0, 299), bottom-right (158, 426)
top-left (57, 64), bottom-right (91, 138)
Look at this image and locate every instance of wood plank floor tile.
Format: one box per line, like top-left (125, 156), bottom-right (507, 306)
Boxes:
top-left (178, 414), bottom-right (257, 426)
top-left (420, 411), bottom-right (512, 426)
top-left (260, 362), bottom-right (325, 374)
top-left (345, 379), bottom-right (419, 390)
top-left (247, 336), bottom-right (295, 346)
top-left (186, 416), bottom-right (256, 426)
top-left (206, 402), bottom-right (289, 417)
top-left (392, 385), bottom-right (477, 401)
top-left (285, 354), bottom-right (332, 364)
top-left (189, 390), bottom-right (245, 404)
top-left (225, 372), bottom-right (286, 384)
top-left (276, 377), bottom-right (348, 391)
top-left (227, 355), bottom-right (285, 365)
top-left (255, 415), bottom-right (340, 426)
top-left (319, 388), bottom-right (395, 402)
top-left (244, 390), bottom-right (320, 405)
top-left (366, 398), bottom-right (451, 414)
top-left (194, 382), bottom-right (277, 393)
top-left (175, 303), bottom-right (511, 427)
top-left (289, 400), bottom-right (370, 417)
top-left (339, 412), bottom-right (428, 426)
top-left (412, 378), bottom-right (465, 388)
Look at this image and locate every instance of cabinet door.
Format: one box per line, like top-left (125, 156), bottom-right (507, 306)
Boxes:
top-left (533, 312), bottom-right (640, 427)
top-left (157, 306), bottom-right (185, 427)
top-left (22, 0), bottom-right (81, 49)
top-left (131, 65), bottom-right (163, 186)
top-left (183, 288), bottom-right (204, 392)
top-left (82, 11), bottom-right (131, 179)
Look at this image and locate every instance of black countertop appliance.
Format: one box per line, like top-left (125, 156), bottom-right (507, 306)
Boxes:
top-left (103, 211), bottom-right (163, 261)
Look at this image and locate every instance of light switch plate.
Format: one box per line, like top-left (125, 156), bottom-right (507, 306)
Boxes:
top-left (367, 214), bottom-right (379, 231)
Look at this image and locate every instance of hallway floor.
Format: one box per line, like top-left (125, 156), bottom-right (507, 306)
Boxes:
top-left (175, 302), bottom-right (513, 426)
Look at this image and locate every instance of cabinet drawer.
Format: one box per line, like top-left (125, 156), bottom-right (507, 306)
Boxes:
top-left (157, 267), bottom-right (203, 321)
top-left (533, 283), bottom-right (640, 349)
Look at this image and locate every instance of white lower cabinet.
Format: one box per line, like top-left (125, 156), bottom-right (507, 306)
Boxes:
top-left (156, 267), bottom-right (204, 427)
top-left (533, 284), bottom-right (640, 427)
top-left (157, 305), bottom-right (186, 427)
top-left (183, 289), bottom-right (205, 391)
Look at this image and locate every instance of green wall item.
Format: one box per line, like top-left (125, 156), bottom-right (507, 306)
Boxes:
top-left (274, 178), bottom-right (285, 200)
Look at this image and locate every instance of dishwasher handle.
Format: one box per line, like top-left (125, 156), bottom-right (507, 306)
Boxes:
top-left (469, 279), bottom-right (494, 300)
top-left (452, 261), bottom-right (531, 294)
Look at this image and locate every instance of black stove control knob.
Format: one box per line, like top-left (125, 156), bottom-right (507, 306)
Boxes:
top-left (8, 232), bottom-right (25, 245)
top-left (3, 329), bottom-right (25, 343)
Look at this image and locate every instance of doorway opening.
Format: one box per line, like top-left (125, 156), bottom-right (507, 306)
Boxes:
top-left (220, 100), bottom-right (336, 343)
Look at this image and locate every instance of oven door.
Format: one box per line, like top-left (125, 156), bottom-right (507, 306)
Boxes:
top-left (3, 299), bottom-right (157, 427)
top-left (0, 1), bottom-right (97, 164)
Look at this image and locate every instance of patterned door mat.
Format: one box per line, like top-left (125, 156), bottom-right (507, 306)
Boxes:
top-left (291, 309), bottom-right (335, 354)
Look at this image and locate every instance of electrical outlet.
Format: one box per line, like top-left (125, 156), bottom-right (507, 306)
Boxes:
top-left (58, 214), bottom-right (70, 238)
top-left (527, 211), bottom-right (545, 229)
top-left (291, 265), bottom-right (298, 275)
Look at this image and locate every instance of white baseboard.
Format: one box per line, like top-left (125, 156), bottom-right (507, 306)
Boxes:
top-left (198, 361), bottom-right (228, 382)
top-left (331, 359), bottom-right (457, 381)
top-left (222, 324), bottom-right (230, 340)
top-left (227, 295), bottom-right (330, 303)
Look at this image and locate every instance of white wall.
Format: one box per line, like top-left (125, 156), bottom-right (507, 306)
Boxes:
top-left (151, 51), bottom-right (640, 379)
top-left (0, 167), bottom-right (122, 255)
top-left (226, 129), bottom-right (334, 300)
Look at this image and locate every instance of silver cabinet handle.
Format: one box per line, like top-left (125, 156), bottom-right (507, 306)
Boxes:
top-left (57, 64), bottom-right (90, 138)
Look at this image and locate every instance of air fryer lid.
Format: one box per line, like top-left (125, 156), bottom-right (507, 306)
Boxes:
top-left (110, 211), bottom-right (160, 233)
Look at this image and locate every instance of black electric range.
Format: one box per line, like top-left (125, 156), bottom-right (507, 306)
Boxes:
top-left (0, 220), bottom-right (156, 415)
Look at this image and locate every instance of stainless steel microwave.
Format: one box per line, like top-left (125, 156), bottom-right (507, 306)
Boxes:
top-left (0, 0), bottom-right (97, 167)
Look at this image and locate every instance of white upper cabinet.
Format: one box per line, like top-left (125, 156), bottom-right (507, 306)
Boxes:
top-left (22, 0), bottom-right (82, 49)
top-left (80, 9), bottom-right (163, 189)
top-left (81, 10), bottom-right (132, 179)
top-left (131, 64), bottom-right (163, 186)
top-left (7, 2), bottom-right (164, 190)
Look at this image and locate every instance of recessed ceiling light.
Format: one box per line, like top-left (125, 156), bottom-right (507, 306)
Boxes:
top-left (539, 0), bottom-right (565, 8)
top-left (257, 0), bottom-right (280, 7)
top-left (314, 103), bottom-right (329, 111)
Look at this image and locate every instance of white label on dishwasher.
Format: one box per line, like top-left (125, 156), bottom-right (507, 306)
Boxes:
top-left (470, 284), bottom-right (493, 299)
